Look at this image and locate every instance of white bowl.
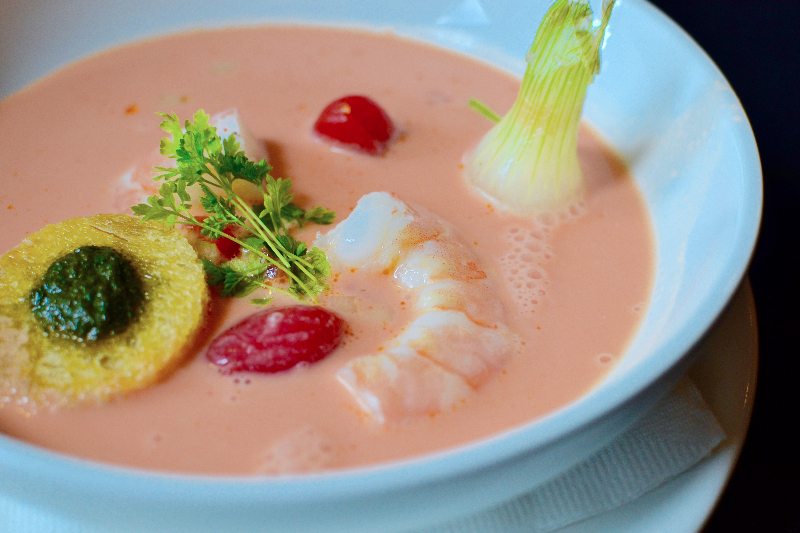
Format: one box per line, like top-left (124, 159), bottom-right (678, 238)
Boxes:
top-left (0, 1), bottom-right (761, 531)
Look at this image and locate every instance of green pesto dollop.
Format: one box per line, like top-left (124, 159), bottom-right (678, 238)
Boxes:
top-left (29, 245), bottom-right (145, 342)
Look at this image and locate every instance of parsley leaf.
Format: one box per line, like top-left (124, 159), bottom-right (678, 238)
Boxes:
top-left (256, 202), bottom-right (336, 231)
top-left (201, 257), bottom-right (270, 298)
top-left (133, 110), bottom-right (335, 304)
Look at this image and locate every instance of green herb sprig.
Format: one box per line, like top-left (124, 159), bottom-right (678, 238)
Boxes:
top-left (131, 110), bottom-right (335, 304)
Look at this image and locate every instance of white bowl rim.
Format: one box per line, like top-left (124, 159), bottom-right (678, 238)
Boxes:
top-left (0, 0), bottom-right (762, 509)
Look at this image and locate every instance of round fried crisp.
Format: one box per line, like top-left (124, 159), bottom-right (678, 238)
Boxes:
top-left (0, 214), bottom-right (208, 408)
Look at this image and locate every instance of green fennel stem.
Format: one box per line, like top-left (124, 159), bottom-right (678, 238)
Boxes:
top-left (466, 0), bottom-right (614, 214)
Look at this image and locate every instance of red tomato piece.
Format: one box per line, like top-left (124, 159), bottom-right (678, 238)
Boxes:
top-left (206, 306), bottom-right (346, 374)
top-left (193, 216), bottom-right (241, 260)
top-left (313, 95), bottom-right (395, 155)
top-left (214, 226), bottom-right (240, 260)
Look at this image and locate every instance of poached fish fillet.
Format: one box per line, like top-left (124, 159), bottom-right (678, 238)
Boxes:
top-left (315, 192), bottom-right (514, 423)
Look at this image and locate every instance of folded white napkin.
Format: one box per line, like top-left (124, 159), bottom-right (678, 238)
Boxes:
top-left (0, 377), bottom-right (724, 533)
top-left (418, 377), bottom-right (726, 533)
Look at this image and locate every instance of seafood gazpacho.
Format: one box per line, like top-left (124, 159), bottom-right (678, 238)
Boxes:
top-left (0, 0), bottom-right (653, 474)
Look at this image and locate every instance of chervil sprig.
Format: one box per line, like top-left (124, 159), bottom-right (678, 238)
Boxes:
top-left (131, 110), bottom-right (335, 304)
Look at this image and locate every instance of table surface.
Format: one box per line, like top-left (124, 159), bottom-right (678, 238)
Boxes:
top-left (645, 1), bottom-right (800, 532)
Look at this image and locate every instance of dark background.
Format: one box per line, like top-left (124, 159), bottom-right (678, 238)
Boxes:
top-left (646, 1), bottom-right (800, 532)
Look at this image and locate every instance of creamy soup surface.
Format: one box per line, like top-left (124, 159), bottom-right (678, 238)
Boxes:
top-left (0, 26), bottom-right (653, 474)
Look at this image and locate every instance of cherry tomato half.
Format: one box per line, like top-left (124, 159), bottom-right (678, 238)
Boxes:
top-left (313, 95), bottom-right (395, 156)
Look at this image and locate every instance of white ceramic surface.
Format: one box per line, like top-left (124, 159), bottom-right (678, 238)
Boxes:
top-left (0, 279), bottom-right (757, 532)
top-left (0, 1), bottom-right (762, 532)
top-left (553, 279), bottom-right (757, 533)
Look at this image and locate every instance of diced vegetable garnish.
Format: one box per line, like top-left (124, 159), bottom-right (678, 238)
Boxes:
top-left (188, 217), bottom-right (243, 261)
top-left (131, 110), bottom-right (335, 305)
top-left (206, 306), bottom-right (345, 374)
top-left (465, 0), bottom-right (615, 214)
top-left (313, 95), bottom-right (396, 155)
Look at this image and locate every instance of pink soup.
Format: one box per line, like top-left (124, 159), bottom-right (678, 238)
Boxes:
top-left (0, 26), bottom-right (653, 474)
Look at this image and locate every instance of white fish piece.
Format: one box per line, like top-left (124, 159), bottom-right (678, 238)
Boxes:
top-left (336, 345), bottom-right (473, 424)
top-left (256, 425), bottom-right (340, 474)
top-left (416, 279), bottom-right (504, 327)
top-left (314, 192), bottom-right (415, 271)
top-left (387, 310), bottom-right (513, 388)
top-left (112, 108), bottom-right (268, 213)
top-left (111, 148), bottom-right (172, 214)
top-left (210, 108), bottom-right (268, 160)
top-left (394, 238), bottom-right (489, 289)
top-left (320, 192), bottom-right (514, 423)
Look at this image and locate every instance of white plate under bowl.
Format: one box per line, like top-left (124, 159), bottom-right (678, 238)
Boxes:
top-left (0, 278), bottom-right (758, 532)
top-left (0, 1), bottom-right (762, 532)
